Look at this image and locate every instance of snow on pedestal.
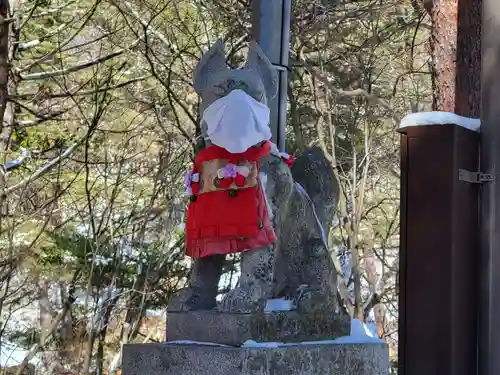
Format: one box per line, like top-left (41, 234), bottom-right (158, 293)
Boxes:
top-left (241, 318), bottom-right (383, 348)
top-left (163, 340), bottom-right (229, 347)
top-left (264, 298), bottom-right (295, 312)
top-left (400, 111), bottom-right (480, 132)
top-left (162, 318), bottom-right (382, 348)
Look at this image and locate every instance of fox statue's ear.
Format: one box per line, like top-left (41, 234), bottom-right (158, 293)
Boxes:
top-left (193, 39), bottom-right (228, 95)
top-left (244, 41), bottom-right (278, 100)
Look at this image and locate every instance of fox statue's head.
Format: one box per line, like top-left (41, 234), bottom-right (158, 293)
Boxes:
top-left (192, 40), bottom-right (279, 152)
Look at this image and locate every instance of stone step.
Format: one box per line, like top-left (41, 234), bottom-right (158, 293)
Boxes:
top-left (122, 342), bottom-right (389, 375)
top-left (165, 310), bottom-right (350, 346)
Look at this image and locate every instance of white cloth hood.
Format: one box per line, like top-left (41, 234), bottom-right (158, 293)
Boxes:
top-left (202, 89), bottom-right (272, 153)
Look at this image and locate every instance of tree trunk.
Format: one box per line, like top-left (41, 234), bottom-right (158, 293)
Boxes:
top-left (0, 0), bottom-right (9, 141)
top-left (429, 0), bottom-right (481, 116)
top-left (455, 0), bottom-right (481, 117)
top-left (0, 0), bottom-right (10, 224)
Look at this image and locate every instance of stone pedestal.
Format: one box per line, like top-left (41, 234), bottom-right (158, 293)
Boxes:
top-left (122, 341), bottom-right (389, 375)
top-left (166, 310), bottom-right (350, 346)
top-left (122, 310), bottom-right (389, 375)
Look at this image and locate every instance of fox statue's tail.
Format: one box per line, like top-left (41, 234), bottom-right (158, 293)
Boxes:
top-left (290, 147), bottom-right (339, 232)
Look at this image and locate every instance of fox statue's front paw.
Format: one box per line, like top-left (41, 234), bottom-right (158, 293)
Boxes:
top-left (216, 285), bottom-right (268, 313)
top-left (168, 287), bottom-right (218, 312)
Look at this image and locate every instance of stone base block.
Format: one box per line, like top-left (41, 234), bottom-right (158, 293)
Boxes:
top-left (122, 342), bottom-right (389, 375)
top-left (166, 310), bottom-right (350, 346)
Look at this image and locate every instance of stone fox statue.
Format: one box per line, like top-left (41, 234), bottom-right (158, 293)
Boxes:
top-left (169, 40), bottom-right (341, 314)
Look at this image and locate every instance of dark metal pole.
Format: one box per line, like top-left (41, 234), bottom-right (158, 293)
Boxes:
top-left (251, 0), bottom-right (291, 152)
top-left (479, 1), bottom-right (500, 374)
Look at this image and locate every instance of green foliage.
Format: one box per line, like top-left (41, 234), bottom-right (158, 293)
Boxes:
top-left (40, 229), bottom-right (187, 292)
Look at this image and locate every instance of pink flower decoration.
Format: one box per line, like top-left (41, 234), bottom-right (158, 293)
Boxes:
top-left (220, 164), bottom-right (237, 178)
top-left (184, 171), bottom-right (193, 188)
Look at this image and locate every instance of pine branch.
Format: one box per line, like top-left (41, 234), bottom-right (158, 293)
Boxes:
top-left (17, 23), bottom-right (71, 51)
top-left (290, 55), bottom-right (401, 123)
top-left (5, 142), bottom-right (79, 195)
top-left (31, 0), bottom-right (78, 19)
top-left (11, 75), bottom-right (148, 100)
top-left (18, 41), bottom-right (138, 81)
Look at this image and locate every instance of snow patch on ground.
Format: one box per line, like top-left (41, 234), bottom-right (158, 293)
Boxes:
top-left (400, 111), bottom-right (480, 132)
top-left (264, 298), bottom-right (295, 312)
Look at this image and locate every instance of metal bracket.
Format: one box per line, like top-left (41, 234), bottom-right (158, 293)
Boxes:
top-left (271, 63), bottom-right (290, 72)
top-left (458, 169), bottom-right (495, 184)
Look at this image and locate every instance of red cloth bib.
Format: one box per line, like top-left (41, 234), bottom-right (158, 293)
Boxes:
top-left (184, 142), bottom-right (276, 258)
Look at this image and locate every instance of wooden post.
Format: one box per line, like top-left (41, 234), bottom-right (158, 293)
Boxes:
top-left (398, 124), bottom-right (479, 375)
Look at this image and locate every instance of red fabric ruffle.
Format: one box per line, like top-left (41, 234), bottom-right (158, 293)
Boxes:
top-left (185, 185), bottom-right (275, 258)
